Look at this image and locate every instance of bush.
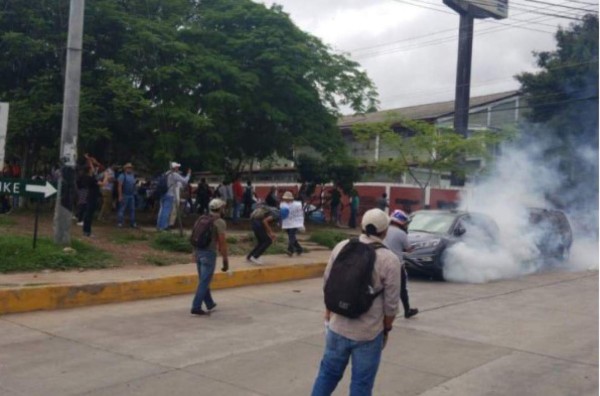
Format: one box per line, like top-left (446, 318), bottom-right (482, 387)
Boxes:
top-left (309, 230), bottom-right (348, 249)
top-left (151, 232), bottom-right (193, 253)
top-left (0, 236), bottom-right (112, 273)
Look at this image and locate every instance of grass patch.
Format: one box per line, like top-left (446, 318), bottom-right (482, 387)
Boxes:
top-left (144, 254), bottom-right (171, 266)
top-left (151, 232), bottom-right (193, 253)
top-left (110, 232), bottom-right (149, 245)
top-left (226, 236), bottom-right (238, 244)
top-left (0, 235), bottom-right (112, 273)
top-left (0, 216), bottom-right (16, 227)
top-left (309, 230), bottom-right (349, 249)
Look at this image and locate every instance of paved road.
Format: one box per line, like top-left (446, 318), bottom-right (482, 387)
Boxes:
top-left (1, 270), bottom-right (597, 396)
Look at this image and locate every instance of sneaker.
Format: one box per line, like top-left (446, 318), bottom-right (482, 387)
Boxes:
top-left (130, 223), bottom-right (138, 228)
top-left (405, 308), bottom-right (419, 319)
top-left (117, 223), bottom-right (123, 228)
top-left (190, 308), bottom-right (207, 316)
top-left (296, 249), bottom-right (303, 256)
top-left (286, 250), bottom-right (293, 257)
top-left (76, 221), bottom-right (83, 226)
top-left (249, 256), bottom-right (264, 265)
top-left (206, 303), bottom-right (217, 312)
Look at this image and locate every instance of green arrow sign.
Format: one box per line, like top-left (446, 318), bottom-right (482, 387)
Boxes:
top-left (0, 178), bottom-right (57, 198)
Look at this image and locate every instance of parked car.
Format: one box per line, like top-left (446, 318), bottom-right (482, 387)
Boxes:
top-left (404, 210), bottom-right (500, 280)
top-left (527, 208), bottom-right (572, 261)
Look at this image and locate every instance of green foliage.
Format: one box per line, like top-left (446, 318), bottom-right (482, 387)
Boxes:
top-left (1, 0), bottom-right (378, 176)
top-left (151, 232), bottom-right (193, 253)
top-left (296, 152), bottom-right (360, 195)
top-left (309, 230), bottom-right (348, 249)
top-left (352, 117), bottom-right (503, 195)
top-left (144, 254), bottom-right (171, 266)
top-left (0, 236), bottom-right (111, 273)
top-left (0, 216), bottom-right (17, 227)
top-left (516, 14), bottom-right (598, 192)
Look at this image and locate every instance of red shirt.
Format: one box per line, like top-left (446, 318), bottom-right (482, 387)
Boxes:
top-left (232, 181), bottom-right (244, 200)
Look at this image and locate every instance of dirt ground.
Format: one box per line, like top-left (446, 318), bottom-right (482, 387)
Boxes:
top-left (1, 206), bottom-right (253, 268)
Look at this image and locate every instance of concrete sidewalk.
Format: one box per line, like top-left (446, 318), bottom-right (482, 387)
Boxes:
top-left (0, 250), bottom-right (332, 315)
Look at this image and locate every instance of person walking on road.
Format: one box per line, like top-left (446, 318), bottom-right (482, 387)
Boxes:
top-left (190, 198), bottom-right (229, 316)
top-left (311, 208), bottom-right (401, 396)
top-left (117, 163), bottom-right (138, 228)
top-left (156, 162), bottom-right (191, 231)
top-left (280, 191), bottom-right (304, 256)
top-left (384, 209), bottom-right (419, 319)
top-left (247, 204), bottom-right (277, 265)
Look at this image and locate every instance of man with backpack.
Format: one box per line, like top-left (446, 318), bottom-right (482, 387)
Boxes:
top-left (156, 162), bottom-right (191, 231)
top-left (190, 198), bottom-right (229, 316)
top-left (312, 208), bottom-right (401, 396)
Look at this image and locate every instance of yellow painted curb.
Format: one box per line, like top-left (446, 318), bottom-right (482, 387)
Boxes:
top-left (0, 263), bottom-right (326, 315)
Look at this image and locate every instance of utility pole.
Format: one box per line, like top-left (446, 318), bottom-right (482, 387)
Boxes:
top-left (453, 13), bottom-right (474, 137)
top-left (443, 0), bottom-right (508, 136)
top-left (54, 0), bottom-right (85, 245)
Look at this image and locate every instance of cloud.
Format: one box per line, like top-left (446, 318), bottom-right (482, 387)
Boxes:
top-left (256, 0), bottom-right (589, 110)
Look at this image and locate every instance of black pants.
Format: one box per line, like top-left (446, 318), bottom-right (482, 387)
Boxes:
top-left (286, 228), bottom-right (302, 254)
top-left (400, 265), bottom-right (411, 314)
top-left (242, 200), bottom-right (253, 218)
top-left (248, 220), bottom-right (272, 259)
top-left (83, 199), bottom-right (97, 236)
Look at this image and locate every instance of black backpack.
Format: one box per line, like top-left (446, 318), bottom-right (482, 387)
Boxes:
top-left (190, 215), bottom-right (215, 249)
top-left (155, 172), bottom-right (171, 198)
top-left (324, 238), bottom-right (385, 319)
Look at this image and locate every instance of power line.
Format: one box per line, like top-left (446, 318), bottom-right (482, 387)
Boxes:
top-left (522, 0), bottom-right (598, 13)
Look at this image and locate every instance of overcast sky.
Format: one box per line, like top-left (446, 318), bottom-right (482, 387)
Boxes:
top-left (256, 0), bottom-right (598, 113)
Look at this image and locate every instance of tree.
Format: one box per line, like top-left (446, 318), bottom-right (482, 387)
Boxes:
top-left (0, 0), bottom-right (378, 176)
top-left (516, 14), bottom-right (598, 203)
top-left (351, 117), bottom-right (507, 205)
top-left (296, 151), bottom-right (360, 217)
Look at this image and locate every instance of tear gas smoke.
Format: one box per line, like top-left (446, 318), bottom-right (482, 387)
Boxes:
top-left (443, 143), bottom-right (599, 283)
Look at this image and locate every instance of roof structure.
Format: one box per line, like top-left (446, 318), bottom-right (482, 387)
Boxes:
top-left (338, 90), bottom-right (519, 127)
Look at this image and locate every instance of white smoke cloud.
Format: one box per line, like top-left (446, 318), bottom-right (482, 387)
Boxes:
top-left (442, 143), bottom-right (599, 283)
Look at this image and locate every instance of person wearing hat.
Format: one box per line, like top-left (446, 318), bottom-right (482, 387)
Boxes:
top-left (191, 198), bottom-right (229, 315)
top-left (311, 208), bottom-right (401, 395)
top-left (117, 162), bottom-right (138, 228)
top-left (384, 209), bottom-right (418, 319)
top-left (156, 162), bottom-right (192, 231)
top-left (247, 203), bottom-right (278, 265)
top-left (280, 191), bottom-right (304, 256)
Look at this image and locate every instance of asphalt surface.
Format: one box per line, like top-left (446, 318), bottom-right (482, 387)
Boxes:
top-left (1, 269), bottom-right (597, 396)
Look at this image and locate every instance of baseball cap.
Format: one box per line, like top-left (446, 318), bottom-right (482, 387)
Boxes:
top-left (209, 198), bottom-right (226, 211)
top-left (361, 209), bottom-right (390, 235)
top-left (282, 191), bottom-right (294, 201)
top-left (171, 162), bottom-right (181, 169)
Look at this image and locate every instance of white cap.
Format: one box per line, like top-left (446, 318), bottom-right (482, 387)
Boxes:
top-left (361, 209), bottom-right (390, 235)
top-left (209, 198), bottom-right (226, 211)
top-left (171, 162), bottom-right (181, 169)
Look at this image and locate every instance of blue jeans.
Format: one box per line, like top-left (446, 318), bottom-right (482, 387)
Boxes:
top-left (118, 195), bottom-right (136, 226)
top-left (312, 329), bottom-right (384, 396)
top-left (157, 195), bottom-right (174, 230)
top-left (191, 250), bottom-right (217, 311)
top-left (232, 200), bottom-right (241, 223)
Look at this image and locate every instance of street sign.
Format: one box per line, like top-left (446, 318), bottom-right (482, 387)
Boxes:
top-left (0, 178), bottom-right (57, 198)
top-left (443, 0), bottom-right (508, 19)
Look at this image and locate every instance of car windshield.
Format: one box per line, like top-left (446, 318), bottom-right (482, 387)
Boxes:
top-left (408, 212), bottom-right (457, 234)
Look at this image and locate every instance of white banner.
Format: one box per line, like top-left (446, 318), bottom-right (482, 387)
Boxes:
top-left (281, 201), bottom-right (304, 229)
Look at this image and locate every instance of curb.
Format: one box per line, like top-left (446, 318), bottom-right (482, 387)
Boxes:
top-left (0, 262), bottom-right (327, 315)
